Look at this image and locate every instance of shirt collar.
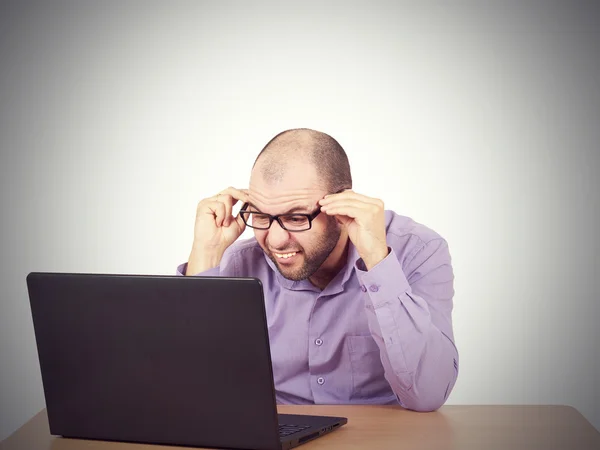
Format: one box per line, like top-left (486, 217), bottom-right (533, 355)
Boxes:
top-left (263, 239), bottom-right (360, 293)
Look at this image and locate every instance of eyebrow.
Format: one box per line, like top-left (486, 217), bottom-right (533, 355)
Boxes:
top-left (246, 203), bottom-right (311, 215)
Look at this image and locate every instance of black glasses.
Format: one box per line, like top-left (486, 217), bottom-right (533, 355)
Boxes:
top-left (239, 203), bottom-right (321, 232)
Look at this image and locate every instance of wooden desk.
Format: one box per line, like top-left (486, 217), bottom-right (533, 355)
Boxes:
top-left (1, 405), bottom-right (599, 450)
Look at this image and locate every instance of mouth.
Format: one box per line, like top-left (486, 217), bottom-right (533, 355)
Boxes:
top-left (272, 250), bottom-right (301, 265)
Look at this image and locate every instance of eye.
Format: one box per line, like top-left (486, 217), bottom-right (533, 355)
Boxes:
top-left (253, 213), bottom-right (270, 222)
top-left (288, 216), bottom-right (307, 223)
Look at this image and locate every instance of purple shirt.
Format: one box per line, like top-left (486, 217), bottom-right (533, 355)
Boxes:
top-left (177, 210), bottom-right (458, 411)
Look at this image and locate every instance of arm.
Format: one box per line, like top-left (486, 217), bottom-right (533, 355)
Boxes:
top-left (185, 246), bottom-right (225, 275)
top-left (176, 262), bottom-right (220, 276)
top-left (180, 187), bottom-right (249, 276)
top-left (176, 241), bottom-right (238, 277)
top-left (313, 190), bottom-right (458, 410)
top-left (356, 238), bottom-right (458, 412)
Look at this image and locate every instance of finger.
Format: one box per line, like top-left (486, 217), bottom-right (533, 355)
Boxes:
top-left (206, 200), bottom-right (227, 227)
top-left (333, 214), bottom-right (353, 227)
top-left (319, 190), bottom-right (382, 207)
top-left (320, 198), bottom-right (380, 215)
top-left (218, 188), bottom-right (250, 226)
top-left (320, 203), bottom-right (374, 220)
top-left (218, 187), bottom-right (250, 204)
top-left (326, 191), bottom-right (381, 207)
top-left (233, 211), bottom-right (247, 232)
top-left (216, 194), bottom-right (234, 226)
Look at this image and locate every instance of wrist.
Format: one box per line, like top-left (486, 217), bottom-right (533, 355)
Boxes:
top-left (192, 238), bottom-right (228, 257)
top-left (363, 246), bottom-right (390, 271)
top-left (187, 244), bottom-right (225, 275)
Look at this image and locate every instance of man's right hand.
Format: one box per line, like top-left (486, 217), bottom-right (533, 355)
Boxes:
top-left (186, 187), bottom-right (250, 275)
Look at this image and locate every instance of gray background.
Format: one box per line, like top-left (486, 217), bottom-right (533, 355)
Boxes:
top-left (1, 0), bottom-right (599, 440)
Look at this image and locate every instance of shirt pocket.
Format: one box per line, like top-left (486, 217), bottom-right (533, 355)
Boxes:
top-left (346, 335), bottom-right (392, 400)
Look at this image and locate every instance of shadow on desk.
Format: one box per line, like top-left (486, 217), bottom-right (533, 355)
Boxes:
top-left (280, 404), bottom-right (455, 449)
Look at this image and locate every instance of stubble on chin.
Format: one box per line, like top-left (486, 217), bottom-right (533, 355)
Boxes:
top-left (271, 218), bottom-right (341, 281)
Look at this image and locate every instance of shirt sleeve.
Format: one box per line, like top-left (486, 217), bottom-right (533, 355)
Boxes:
top-left (356, 238), bottom-right (459, 412)
top-left (175, 262), bottom-right (220, 277)
top-left (175, 248), bottom-right (237, 277)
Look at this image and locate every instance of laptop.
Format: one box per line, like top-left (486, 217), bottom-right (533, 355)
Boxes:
top-left (26, 272), bottom-right (347, 450)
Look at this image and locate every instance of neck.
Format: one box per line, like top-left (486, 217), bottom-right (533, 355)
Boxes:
top-left (308, 232), bottom-right (349, 290)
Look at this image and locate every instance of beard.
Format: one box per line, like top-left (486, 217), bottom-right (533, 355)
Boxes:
top-left (265, 216), bottom-right (341, 281)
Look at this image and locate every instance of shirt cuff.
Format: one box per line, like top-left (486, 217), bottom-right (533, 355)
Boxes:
top-left (355, 248), bottom-right (410, 309)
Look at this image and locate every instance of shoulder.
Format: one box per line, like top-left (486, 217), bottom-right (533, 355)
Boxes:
top-left (222, 237), bottom-right (264, 261)
top-left (384, 210), bottom-right (450, 262)
top-left (220, 237), bottom-right (268, 276)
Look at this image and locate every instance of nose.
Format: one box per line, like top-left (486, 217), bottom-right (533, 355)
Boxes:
top-left (266, 220), bottom-right (291, 250)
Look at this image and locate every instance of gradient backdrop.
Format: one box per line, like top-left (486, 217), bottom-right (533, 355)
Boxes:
top-left (1, 0), bottom-right (599, 440)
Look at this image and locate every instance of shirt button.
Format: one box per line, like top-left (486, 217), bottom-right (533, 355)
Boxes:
top-left (315, 338), bottom-right (323, 346)
top-left (360, 285), bottom-right (367, 292)
top-left (317, 377), bottom-right (325, 385)
top-left (369, 285), bottom-right (379, 292)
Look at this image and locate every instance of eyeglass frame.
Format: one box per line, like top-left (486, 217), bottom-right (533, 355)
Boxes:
top-left (239, 203), bottom-right (322, 232)
top-left (239, 199), bottom-right (328, 232)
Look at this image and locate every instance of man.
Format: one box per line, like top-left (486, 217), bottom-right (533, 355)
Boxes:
top-left (177, 128), bottom-right (458, 411)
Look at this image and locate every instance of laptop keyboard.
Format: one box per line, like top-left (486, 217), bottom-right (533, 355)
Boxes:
top-left (279, 424), bottom-right (311, 437)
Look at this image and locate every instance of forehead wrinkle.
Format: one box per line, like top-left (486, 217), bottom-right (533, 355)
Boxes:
top-left (248, 188), bottom-right (323, 214)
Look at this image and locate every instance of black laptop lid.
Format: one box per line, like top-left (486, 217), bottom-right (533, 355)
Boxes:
top-left (27, 272), bottom-right (283, 450)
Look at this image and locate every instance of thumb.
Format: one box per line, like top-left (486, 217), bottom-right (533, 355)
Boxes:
top-left (335, 215), bottom-right (352, 227)
top-left (234, 212), bottom-right (247, 233)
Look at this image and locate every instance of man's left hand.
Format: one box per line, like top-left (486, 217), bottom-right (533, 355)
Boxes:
top-left (319, 190), bottom-right (389, 270)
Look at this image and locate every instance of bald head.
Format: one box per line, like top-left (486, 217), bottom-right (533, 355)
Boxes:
top-left (252, 128), bottom-right (352, 192)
